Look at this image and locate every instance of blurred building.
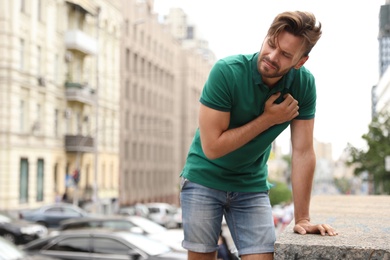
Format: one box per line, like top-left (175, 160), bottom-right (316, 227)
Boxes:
top-left (379, 0), bottom-right (390, 77)
top-left (375, 66), bottom-right (390, 114)
top-left (268, 137), bottom-right (340, 195)
top-left (0, 0), bottom-right (214, 213)
top-left (374, 0), bottom-right (390, 116)
top-left (118, 0), bottom-right (215, 206)
top-left (0, 0), bottom-right (122, 213)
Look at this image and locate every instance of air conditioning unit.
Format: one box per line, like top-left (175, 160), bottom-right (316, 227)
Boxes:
top-left (38, 77), bottom-right (46, 86)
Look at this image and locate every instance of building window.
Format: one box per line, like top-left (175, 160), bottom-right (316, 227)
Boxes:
top-left (124, 140), bottom-right (129, 158)
top-left (125, 20), bottom-right (129, 36)
top-left (54, 54), bottom-right (59, 84)
top-left (20, 39), bottom-right (24, 70)
top-left (20, 0), bottom-right (25, 13)
top-left (84, 164), bottom-right (90, 189)
top-left (125, 80), bottom-right (129, 99)
top-left (37, 0), bottom-right (42, 21)
top-left (37, 159), bottom-right (44, 201)
top-left (126, 49), bottom-right (130, 70)
top-left (20, 100), bottom-right (25, 132)
top-left (54, 163), bottom-right (58, 193)
top-left (19, 158), bottom-right (29, 204)
top-left (54, 109), bottom-right (59, 137)
top-left (37, 46), bottom-right (41, 76)
top-left (34, 104), bottom-right (41, 133)
top-left (140, 87), bottom-right (145, 105)
top-left (132, 83), bottom-right (138, 103)
top-left (133, 53), bottom-right (138, 74)
top-left (132, 142), bottom-right (137, 160)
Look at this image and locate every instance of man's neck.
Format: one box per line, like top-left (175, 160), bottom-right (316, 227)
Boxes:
top-left (262, 76), bottom-right (282, 88)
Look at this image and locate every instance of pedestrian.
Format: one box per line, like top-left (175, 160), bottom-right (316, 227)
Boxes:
top-left (217, 233), bottom-right (230, 260)
top-left (179, 11), bottom-right (338, 260)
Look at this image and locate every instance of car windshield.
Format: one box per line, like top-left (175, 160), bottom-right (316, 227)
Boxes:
top-left (129, 216), bottom-right (167, 234)
top-left (0, 237), bottom-right (25, 260)
top-left (118, 232), bottom-right (171, 256)
top-left (0, 214), bottom-right (11, 223)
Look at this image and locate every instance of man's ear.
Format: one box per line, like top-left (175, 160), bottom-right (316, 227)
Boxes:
top-left (294, 56), bottom-right (309, 69)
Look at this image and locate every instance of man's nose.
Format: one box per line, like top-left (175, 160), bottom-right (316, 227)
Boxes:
top-left (268, 50), bottom-right (279, 62)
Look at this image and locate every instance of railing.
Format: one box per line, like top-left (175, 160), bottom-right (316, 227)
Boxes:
top-left (64, 134), bottom-right (94, 153)
top-left (65, 81), bottom-right (96, 105)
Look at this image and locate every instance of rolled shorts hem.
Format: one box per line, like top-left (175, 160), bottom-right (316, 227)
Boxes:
top-left (182, 241), bottom-right (218, 253)
top-left (239, 245), bottom-right (275, 256)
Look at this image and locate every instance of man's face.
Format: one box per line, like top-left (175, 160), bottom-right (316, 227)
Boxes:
top-left (257, 31), bottom-right (308, 85)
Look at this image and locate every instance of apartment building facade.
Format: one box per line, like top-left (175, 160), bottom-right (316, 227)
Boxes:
top-left (0, 0), bottom-right (122, 213)
top-left (119, 0), bottom-right (214, 206)
top-left (0, 0), bottom-right (215, 212)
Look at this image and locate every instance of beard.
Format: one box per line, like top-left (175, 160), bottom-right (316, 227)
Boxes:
top-left (258, 56), bottom-right (293, 79)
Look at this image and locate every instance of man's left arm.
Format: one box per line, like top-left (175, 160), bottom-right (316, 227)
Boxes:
top-left (290, 119), bottom-right (338, 236)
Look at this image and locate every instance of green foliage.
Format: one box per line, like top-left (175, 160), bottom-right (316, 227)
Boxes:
top-left (268, 180), bottom-right (292, 206)
top-left (346, 111), bottom-right (390, 194)
top-left (333, 177), bottom-right (352, 194)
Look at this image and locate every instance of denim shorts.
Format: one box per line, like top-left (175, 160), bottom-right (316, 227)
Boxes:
top-left (180, 178), bottom-right (276, 256)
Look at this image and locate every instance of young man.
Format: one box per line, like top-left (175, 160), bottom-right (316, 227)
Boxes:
top-left (179, 11), bottom-right (338, 260)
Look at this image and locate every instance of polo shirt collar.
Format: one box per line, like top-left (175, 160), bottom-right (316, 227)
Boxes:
top-left (252, 52), bottom-right (296, 91)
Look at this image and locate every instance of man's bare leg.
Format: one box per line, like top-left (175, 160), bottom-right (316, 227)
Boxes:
top-left (188, 251), bottom-right (217, 260)
top-left (241, 253), bottom-right (274, 260)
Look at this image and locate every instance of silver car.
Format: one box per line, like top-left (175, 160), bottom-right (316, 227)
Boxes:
top-left (22, 229), bottom-right (187, 260)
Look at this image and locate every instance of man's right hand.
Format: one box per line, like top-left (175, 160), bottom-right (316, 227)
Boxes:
top-left (263, 92), bottom-right (299, 124)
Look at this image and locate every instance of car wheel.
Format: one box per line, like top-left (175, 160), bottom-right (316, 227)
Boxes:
top-left (3, 233), bottom-right (16, 244)
top-left (37, 221), bottom-right (48, 227)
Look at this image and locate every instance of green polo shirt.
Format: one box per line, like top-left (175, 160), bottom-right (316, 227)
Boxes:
top-left (180, 52), bottom-right (316, 192)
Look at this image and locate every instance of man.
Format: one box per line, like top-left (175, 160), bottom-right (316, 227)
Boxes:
top-left (180, 11), bottom-right (337, 260)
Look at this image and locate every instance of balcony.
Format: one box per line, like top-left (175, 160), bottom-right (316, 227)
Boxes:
top-left (65, 29), bottom-right (98, 55)
top-left (65, 82), bottom-right (95, 105)
top-left (65, 135), bottom-right (94, 153)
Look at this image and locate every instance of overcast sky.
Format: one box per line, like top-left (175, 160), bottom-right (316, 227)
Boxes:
top-left (154, 0), bottom-right (385, 159)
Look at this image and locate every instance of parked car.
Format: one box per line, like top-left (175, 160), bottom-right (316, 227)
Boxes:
top-left (19, 203), bottom-right (92, 228)
top-left (22, 229), bottom-right (187, 260)
top-left (173, 207), bottom-right (182, 228)
top-left (0, 236), bottom-right (59, 260)
top-left (117, 203), bottom-right (150, 218)
top-left (57, 215), bottom-right (184, 252)
top-left (0, 211), bottom-right (48, 245)
top-left (145, 203), bottom-right (179, 229)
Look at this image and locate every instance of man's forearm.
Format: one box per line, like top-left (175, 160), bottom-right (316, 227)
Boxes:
top-left (291, 149), bottom-right (316, 223)
top-left (201, 113), bottom-right (274, 159)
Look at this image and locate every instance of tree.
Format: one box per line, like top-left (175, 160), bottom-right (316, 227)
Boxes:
top-left (346, 111), bottom-right (390, 194)
top-left (269, 180), bottom-right (292, 206)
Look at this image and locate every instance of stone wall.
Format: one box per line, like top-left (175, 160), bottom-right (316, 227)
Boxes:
top-left (274, 195), bottom-right (390, 260)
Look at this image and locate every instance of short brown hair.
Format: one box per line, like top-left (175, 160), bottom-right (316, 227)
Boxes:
top-left (267, 11), bottom-right (322, 57)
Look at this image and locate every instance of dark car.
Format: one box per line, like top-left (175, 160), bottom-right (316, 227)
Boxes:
top-left (19, 203), bottom-right (91, 228)
top-left (0, 211), bottom-right (48, 245)
top-left (22, 229), bottom-right (187, 260)
top-left (0, 236), bottom-right (59, 260)
top-left (56, 215), bottom-right (184, 252)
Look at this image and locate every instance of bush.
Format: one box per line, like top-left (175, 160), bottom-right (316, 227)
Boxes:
top-left (268, 180), bottom-right (292, 206)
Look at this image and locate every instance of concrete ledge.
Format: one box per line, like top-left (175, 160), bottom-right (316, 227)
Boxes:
top-left (274, 195), bottom-right (390, 260)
